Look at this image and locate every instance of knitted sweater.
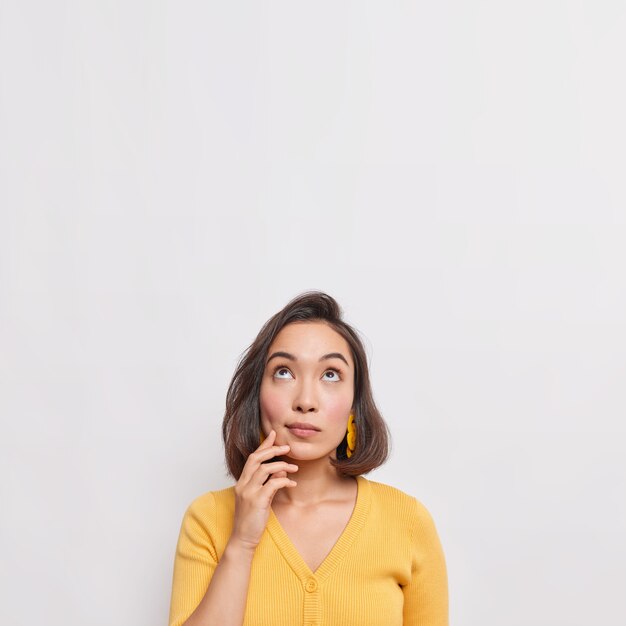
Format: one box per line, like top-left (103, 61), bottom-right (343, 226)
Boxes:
top-left (168, 475), bottom-right (448, 626)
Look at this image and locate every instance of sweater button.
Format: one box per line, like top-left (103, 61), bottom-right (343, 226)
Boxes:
top-left (305, 578), bottom-right (318, 592)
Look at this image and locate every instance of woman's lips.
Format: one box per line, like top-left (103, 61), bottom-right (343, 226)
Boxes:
top-left (287, 423), bottom-right (320, 438)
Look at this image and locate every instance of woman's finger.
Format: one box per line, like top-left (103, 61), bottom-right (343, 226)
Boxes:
top-left (250, 460), bottom-right (297, 485)
top-left (239, 430), bottom-right (290, 485)
top-left (258, 476), bottom-right (298, 504)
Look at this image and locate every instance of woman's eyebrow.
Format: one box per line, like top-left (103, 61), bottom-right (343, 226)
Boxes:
top-left (266, 351), bottom-right (349, 367)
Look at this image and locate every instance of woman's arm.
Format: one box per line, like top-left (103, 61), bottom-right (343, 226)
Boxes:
top-left (168, 497), bottom-right (257, 626)
top-left (402, 497), bottom-right (449, 626)
top-left (168, 431), bottom-right (298, 626)
top-left (168, 493), bottom-right (225, 626)
top-left (180, 538), bottom-right (255, 626)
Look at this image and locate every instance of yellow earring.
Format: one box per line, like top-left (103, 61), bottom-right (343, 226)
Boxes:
top-left (346, 413), bottom-right (356, 458)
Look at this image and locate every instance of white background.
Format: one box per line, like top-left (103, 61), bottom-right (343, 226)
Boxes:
top-left (1, 2), bottom-right (625, 624)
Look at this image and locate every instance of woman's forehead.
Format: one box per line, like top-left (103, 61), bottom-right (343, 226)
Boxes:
top-left (267, 322), bottom-right (352, 364)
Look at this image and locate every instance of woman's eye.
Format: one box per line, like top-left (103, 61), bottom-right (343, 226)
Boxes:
top-left (323, 369), bottom-right (341, 382)
top-left (273, 367), bottom-right (293, 379)
top-left (272, 366), bottom-right (341, 381)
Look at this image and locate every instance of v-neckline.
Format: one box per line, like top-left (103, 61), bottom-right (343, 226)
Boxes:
top-left (266, 475), bottom-right (371, 584)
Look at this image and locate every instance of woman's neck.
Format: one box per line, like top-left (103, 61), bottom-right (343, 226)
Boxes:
top-left (272, 455), bottom-right (355, 507)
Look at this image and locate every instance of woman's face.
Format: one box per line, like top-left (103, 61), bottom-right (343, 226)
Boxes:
top-left (259, 320), bottom-right (355, 461)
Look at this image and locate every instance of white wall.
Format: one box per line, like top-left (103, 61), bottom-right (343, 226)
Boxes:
top-left (1, 2), bottom-right (625, 624)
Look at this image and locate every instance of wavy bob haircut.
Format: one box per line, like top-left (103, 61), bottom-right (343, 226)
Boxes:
top-left (222, 290), bottom-right (391, 480)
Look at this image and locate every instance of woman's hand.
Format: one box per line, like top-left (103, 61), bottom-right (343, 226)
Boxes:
top-left (227, 429), bottom-right (298, 552)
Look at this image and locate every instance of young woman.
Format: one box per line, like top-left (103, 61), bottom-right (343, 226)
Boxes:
top-left (168, 291), bottom-right (449, 626)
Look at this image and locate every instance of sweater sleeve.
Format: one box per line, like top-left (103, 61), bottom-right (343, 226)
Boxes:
top-left (168, 493), bottom-right (219, 626)
top-left (402, 497), bottom-right (449, 626)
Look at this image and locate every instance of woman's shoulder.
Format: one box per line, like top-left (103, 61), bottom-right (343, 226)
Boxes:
top-left (363, 476), bottom-right (437, 523)
top-left (181, 484), bottom-right (236, 524)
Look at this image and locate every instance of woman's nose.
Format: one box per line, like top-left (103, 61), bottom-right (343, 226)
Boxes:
top-left (293, 379), bottom-right (318, 413)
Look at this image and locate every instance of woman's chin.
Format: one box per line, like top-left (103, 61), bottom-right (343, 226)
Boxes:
top-left (281, 446), bottom-right (337, 463)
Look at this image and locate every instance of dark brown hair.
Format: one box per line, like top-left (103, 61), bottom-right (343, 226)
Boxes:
top-left (221, 290), bottom-right (391, 480)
